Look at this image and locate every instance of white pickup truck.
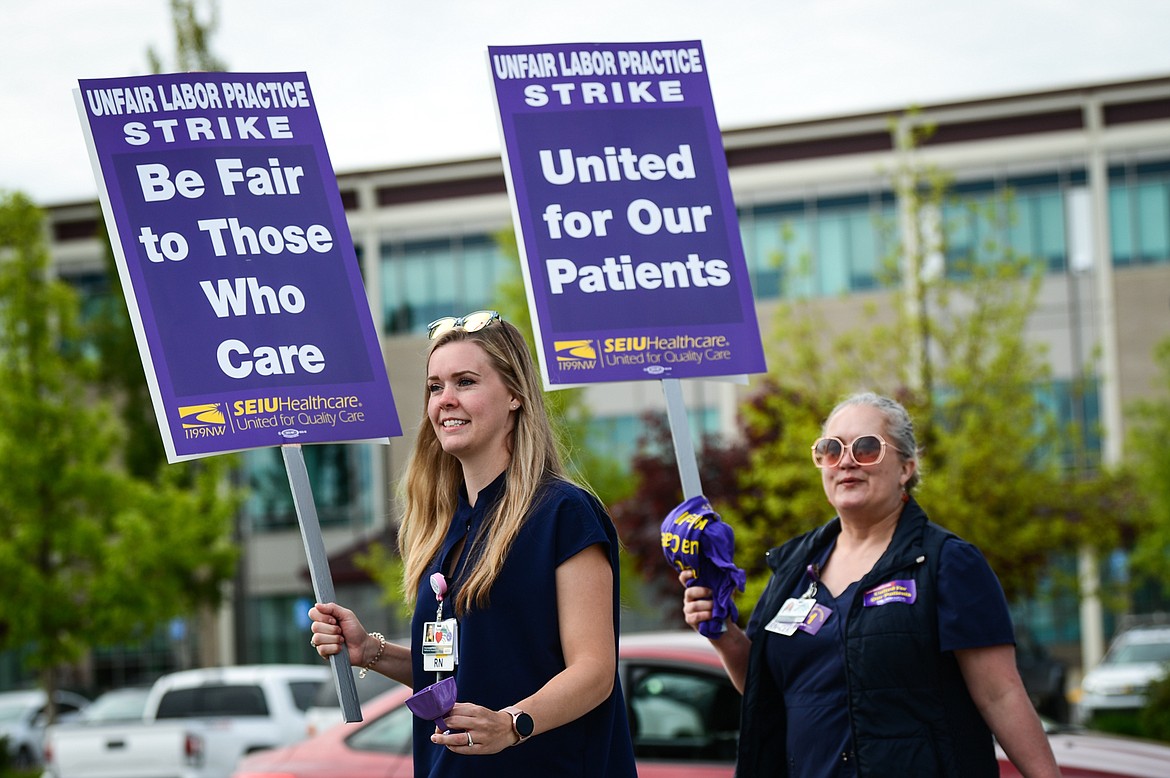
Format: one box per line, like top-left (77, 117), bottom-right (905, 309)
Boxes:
top-left (41, 664), bottom-right (329, 778)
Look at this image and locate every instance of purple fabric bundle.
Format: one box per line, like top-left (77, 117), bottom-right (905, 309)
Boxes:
top-left (406, 676), bottom-right (457, 731)
top-left (660, 495), bottom-right (746, 639)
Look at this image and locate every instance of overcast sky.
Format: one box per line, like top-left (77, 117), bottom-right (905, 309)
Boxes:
top-left (4, 0), bottom-right (1169, 205)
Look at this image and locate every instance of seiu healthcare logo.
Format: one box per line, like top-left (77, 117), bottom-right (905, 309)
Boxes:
top-left (554, 339), bottom-right (597, 372)
top-left (178, 403), bottom-right (229, 440)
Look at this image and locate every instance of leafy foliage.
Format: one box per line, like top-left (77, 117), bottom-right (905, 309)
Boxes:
top-left (608, 117), bottom-right (1136, 624)
top-left (1126, 338), bottom-right (1170, 596)
top-left (608, 413), bottom-right (751, 615)
top-left (147, 0), bottom-right (226, 74)
top-left (1139, 668), bottom-right (1170, 743)
top-left (0, 194), bottom-right (238, 697)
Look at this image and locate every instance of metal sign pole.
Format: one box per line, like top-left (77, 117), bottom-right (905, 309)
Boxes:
top-left (662, 379), bottom-right (704, 500)
top-left (282, 444), bottom-right (363, 723)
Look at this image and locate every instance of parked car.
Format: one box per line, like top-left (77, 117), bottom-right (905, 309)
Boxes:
top-left (998, 718), bottom-right (1170, 777)
top-left (232, 630), bottom-right (1170, 778)
top-left (1015, 627), bottom-right (1070, 722)
top-left (234, 630), bottom-right (739, 778)
top-left (1079, 625), bottom-right (1170, 722)
top-left (303, 666), bottom-right (401, 739)
top-left (0, 688), bottom-right (89, 768)
top-left (66, 687), bottom-right (152, 724)
top-left (42, 664), bottom-right (328, 778)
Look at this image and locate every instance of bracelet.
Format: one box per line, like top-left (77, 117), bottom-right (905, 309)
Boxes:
top-left (359, 632), bottom-right (386, 679)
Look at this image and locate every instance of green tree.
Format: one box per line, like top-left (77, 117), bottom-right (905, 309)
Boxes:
top-left (77, 0), bottom-right (242, 671)
top-left (729, 121), bottom-right (1131, 607)
top-left (147, 0), bottom-right (226, 74)
top-left (1126, 337), bottom-right (1170, 594)
top-left (611, 116), bottom-right (1134, 619)
top-left (0, 193), bottom-right (238, 712)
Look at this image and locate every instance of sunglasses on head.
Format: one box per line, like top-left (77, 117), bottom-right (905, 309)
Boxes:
top-left (811, 434), bottom-right (900, 468)
top-left (426, 310), bottom-right (501, 340)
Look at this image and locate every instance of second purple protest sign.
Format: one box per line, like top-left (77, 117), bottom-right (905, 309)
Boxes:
top-left (488, 41), bottom-right (766, 388)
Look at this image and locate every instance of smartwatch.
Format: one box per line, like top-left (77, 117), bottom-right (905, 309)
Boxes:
top-left (503, 705), bottom-right (534, 744)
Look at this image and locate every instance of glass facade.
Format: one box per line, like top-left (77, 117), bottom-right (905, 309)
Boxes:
top-left (732, 172), bottom-right (1090, 300)
top-left (944, 174), bottom-right (1078, 274)
top-left (242, 587), bottom-right (399, 665)
top-left (586, 408), bottom-right (721, 471)
top-left (241, 443), bottom-right (376, 532)
top-left (243, 594), bottom-right (317, 665)
top-left (1038, 378), bottom-right (1103, 471)
top-left (1109, 160), bottom-right (1170, 266)
top-left (737, 193), bottom-right (896, 300)
top-left (380, 234), bottom-right (513, 336)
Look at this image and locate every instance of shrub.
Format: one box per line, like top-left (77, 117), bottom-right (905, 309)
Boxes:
top-left (1139, 670), bottom-right (1170, 743)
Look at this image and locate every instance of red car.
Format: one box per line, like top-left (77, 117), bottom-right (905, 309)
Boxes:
top-left (233, 630), bottom-right (1170, 778)
top-left (997, 721), bottom-right (1170, 777)
top-left (233, 631), bottom-right (737, 778)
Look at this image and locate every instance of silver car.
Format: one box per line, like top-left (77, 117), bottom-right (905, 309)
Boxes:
top-left (1079, 625), bottom-right (1170, 722)
top-left (0, 689), bottom-right (89, 768)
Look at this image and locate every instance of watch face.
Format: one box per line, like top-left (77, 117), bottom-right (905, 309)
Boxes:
top-left (515, 711), bottom-right (535, 737)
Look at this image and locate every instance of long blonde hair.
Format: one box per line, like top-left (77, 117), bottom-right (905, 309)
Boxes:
top-left (397, 319), bottom-right (566, 615)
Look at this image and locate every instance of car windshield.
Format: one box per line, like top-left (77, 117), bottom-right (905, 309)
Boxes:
top-left (1109, 640), bottom-right (1170, 665)
top-left (81, 689), bottom-right (149, 722)
top-left (312, 671), bottom-right (398, 707)
top-left (156, 685), bottom-right (268, 718)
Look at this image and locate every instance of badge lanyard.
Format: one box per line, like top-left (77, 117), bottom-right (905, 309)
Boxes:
top-left (765, 564), bottom-right (833, 636)
top-left (422, 572), bottom-right (459, 680)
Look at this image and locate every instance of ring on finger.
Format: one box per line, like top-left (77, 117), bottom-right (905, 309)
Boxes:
top-left (466, 731), bottom-right (475, 747)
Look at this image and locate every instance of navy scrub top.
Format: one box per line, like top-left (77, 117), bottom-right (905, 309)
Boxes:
top-left (753, 538), bottom-right (1014, 778)
top-left (408, 472), bottom-right (637, 778)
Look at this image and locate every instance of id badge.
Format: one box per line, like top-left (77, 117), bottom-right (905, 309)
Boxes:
top-left (775, 597), bottom-right (816, 623)
top-left (764, 597), bottom-right (813, 636)
top-left (422, 618), bottom-right (458, 672)
top-left (765, 619), bottom-right (801, 636)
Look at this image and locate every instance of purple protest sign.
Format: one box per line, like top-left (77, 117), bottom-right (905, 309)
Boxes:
top-left (488, 42), bottom-right (766, 388)
top-left (75, 72), bottom-right (401, 462)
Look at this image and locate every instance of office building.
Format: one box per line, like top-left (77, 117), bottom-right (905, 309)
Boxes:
top-left (35, 72), bottom-right (1170, 684)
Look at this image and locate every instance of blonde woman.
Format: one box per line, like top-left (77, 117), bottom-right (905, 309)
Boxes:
top-left (310, 311), bottom-right (636, 778)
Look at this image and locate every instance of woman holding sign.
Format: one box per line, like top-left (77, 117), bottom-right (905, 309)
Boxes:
top-left (310, 310), bottom-right (636, 777)
top-left (680, 392), bottom-right (1060, 777)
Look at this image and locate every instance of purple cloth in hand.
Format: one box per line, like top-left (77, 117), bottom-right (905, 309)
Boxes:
top-left (661, 495), bottom-right (746, 639)
top-left (406, 676), bottom-right (457, 731)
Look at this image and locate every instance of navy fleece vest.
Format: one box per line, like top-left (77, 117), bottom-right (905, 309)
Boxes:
top-left (735, 499), bottom-right (999, 778)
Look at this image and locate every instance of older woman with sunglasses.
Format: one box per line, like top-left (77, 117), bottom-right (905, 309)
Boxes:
top-left (681, 391), bottom-right (1060, 778)
top-left (310, 311), bottom-right (637, 777)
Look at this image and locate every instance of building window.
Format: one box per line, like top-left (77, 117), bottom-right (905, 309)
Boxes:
top-left (242, 586), bottom-right (396, 665)
top-left (1037, 377), bottom-right (1102, 471)
top-left (739, 193), bottom-right (895, 301)
top-left (244, 595), bottom-right (315, 664)
top-left (590, 409), bottom-right (719, 471)
top-left (1109, 161), bottom-right (1170, 266)
top-left (380, 234), bottom-right (512, 335)
top-left (241, 443), bottom-right (375, 532)
top-left (943, 175), bottom-right (1072, 276)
